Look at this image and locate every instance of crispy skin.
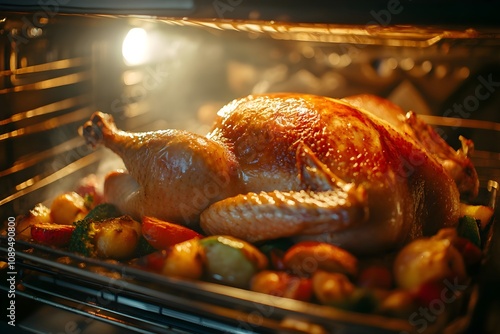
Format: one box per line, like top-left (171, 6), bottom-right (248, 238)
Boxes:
top-left (202, 94), bottom-right (460, 252)
top-left (82, 93), bottom-right (463, 254)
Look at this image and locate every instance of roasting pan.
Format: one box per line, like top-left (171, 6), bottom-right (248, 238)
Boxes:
top-left (1, 1), bottom-right (500, 333)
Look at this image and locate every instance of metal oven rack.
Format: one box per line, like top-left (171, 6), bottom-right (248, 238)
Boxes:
top-left (0, 178), bottom-right (497, 334)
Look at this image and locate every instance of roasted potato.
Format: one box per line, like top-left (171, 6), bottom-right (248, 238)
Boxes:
top-left (16, 203), bottom-right (51, 238)
top-left (312, 270), bottom-right (356, 306)
top-left (283, 241), bottom-right (358, 278)
top-left (161, 238), bottom-right (204, 280)
top-left (94, 216), bottom-right (142, 259)
top-left (50, 192), bottom-right (89, 225)
top-left (312, 270), bottom-right (378, 312)
top-left (375, 289), bottom-right (417, 318)
top-left (200, 235), bottom-right (268, 288)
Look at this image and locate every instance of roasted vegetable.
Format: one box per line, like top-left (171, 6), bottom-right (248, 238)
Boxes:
top-left (312, 270), bottom-right (355, 306)
top-left (31, 223), bottom-right (76, 247)
top-left (393, 232), bottom-right (467, 290)
top-left (135, 239), bottom-right (204, 278)
top-left (68, 203), bottom-right (122, 257)
top-left (199, 235), bottom-right (268, 288)
top-left (68, 220), bottom-right (97, 257)
top-left (432, 228), bottom-right (483, 269)
top-left (50, 192), bottom-right (89, 225)
top-left (313, 270), bottom-right (378, 312)
top-left (70, 215), bottom-right (141, 260)
top-left (457, 215), bottom-right (481, 248)
top-left (134, 250), bottom-right (169, 273)
top-left (376, 289), bottom-right (416, 318)
top-left (141, 216), bottom-right (202, 250)
top-left (94, 216), bottom-right (142, 259)
top-left (250, 270), bottom-right (313, 302)
top-left (15, 203), bottom-right (51, 238)
top-left (460, 204), bottom-right (494, 230)
top-left (283, 241), bottom-right (358, 278)
top-left (161, 238), bottom-right (204, 280)
top-left (135, 236), bottom-right (157, 257)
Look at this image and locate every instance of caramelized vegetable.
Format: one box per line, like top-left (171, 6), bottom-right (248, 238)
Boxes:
top-left (94, 216), bottom-right (142, 259)
top-left (199, 236), bottom-right (268, 288)
top-left (15, 203), bottom-right (51, 238)
top-left (430, 228), bottom-right (483, 269)
top-left (460, 204), bottom-right (494, 230)
top-left (31, 223), bottom-right (76, 247)
top-left (161, 238), bottom-right (204, 280)
top-left (251, 270), bottom-right (312, 302)
top-left (457, 216), bottom-right (481, 248)
top-left (393, 233), bottom-right (467, 289)
top-left (68, 203), bottom-right (122, 257)
top-left (14, 158), bottom-right (492, 322)
top-left (312, 270), bottom-right (356, 306)
top-left (141, 216), bottom-right (202, 250)
top-left (376, 289), bottom-right (416, 318)
top-left (50, 192), bottom-right (89, 225)
top-left (312, 270), bottom-right (378, 312)
top-left (283, 241), bottom-right (358, 278)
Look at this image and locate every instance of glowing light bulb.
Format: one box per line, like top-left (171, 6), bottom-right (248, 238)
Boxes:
top-left (122, 27), bottom-right (149, 65)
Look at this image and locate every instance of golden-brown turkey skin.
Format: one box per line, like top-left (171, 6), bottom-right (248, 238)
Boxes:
top-left (82, 93), bottom-right (462, 254)
top-left (203, 94), bottom-right (460, 252)
top-left (344, 94), bottom-right (479, 199)
top-left (82, 113), bottom-right (243, 226)
top-left (210, 94), bottom-right (397, 191)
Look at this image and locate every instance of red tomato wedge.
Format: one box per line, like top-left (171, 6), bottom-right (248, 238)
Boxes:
top-left (31, 223), bottom-right (76, 247)
top-left (141, 216), bottom-right (203, 250)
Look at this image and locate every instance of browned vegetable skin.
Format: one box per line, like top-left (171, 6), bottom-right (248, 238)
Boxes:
top-left (15, 203), bottom-right (51, 239)
top-left (283, 241), bottom-right (358, 278)
top-left (393, 231), bottom-right (467, 290)
top-left (161, 238), bottom-right (205, 280)
top-left (200, 235), bottom-right (268, 288)
top-left (50, 192), bottom-right (89, 225)
top-left (94, 216), bottom-right (142, 259)
top-left (251, 270), bottom-right (313, 301)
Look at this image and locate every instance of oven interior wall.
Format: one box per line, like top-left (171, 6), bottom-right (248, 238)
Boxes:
top-left (0, 12), bottom-right (499, 332)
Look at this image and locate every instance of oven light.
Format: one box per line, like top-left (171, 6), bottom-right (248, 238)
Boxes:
top-left (122, 28), bottom-right (150, 66)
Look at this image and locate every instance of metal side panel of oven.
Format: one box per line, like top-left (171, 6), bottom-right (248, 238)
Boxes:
top-left (0, 14), bottom-right (130, 221)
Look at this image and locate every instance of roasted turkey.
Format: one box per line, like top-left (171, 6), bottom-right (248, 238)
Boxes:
top-left (81, 93), bottom-right (478, 254)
